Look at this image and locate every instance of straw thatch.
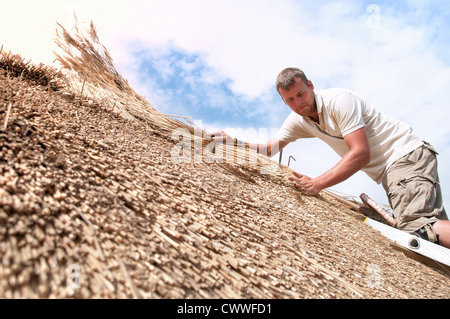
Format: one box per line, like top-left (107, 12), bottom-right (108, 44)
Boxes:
top-left (0, 46), bottom-right (63, 91)
top-left (0, 22), bottom-right (449, 299)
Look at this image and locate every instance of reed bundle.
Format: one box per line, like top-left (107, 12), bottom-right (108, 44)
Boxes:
top-left (54, 22), bottom-right (289, 178)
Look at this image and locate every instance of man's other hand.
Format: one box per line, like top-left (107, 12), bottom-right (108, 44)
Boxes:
top-left (289, 171), bottom-right (323, 196)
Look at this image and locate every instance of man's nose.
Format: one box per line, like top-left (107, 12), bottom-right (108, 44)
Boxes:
top-left (294, 96), bottom-right (303, 106)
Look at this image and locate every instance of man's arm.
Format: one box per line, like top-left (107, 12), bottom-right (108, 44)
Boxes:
top-left (290, 127), bottom-right (371, 195)
top-left (248, 136), bottom-right (289, 158)
top-left (208, 132), bottom-right (289, 157)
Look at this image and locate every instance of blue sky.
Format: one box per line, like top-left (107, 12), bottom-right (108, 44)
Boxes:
top-left (133, 47), bottom-right (281, 128)
top-left (1, 0), bottom-right (450, 206)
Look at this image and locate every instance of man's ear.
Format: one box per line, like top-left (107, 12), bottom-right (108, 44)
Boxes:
top-left (308, 80), bottom-right (314, 91)
top-left (278, 90), bottom-right (288, 105)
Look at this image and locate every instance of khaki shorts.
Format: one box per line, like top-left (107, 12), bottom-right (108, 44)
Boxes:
top-left (381, 143), bottom-right (448, 233)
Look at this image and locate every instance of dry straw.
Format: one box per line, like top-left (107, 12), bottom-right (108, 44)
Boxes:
top-left (54, 21), bottom-right (290, 178)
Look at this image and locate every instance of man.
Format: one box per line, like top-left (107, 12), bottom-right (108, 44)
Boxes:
top-left (209, 67), bottom-right (450, 248)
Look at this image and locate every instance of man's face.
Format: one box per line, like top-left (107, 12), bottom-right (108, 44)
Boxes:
top-left (279, 77), bottom-right (317, 119)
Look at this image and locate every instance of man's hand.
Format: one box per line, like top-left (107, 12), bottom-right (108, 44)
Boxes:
top-left (206, 131), bottom-right (233, 144)
top-left (206, 132), bottom-right (289, 157)
top-left (289, 171), bottom-right (323, 196)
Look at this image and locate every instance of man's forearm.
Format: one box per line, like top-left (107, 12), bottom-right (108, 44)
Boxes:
top-left (316, 127), bottom-right (371, 190)
top-left (291, 149), bottom-right (370, 196)
top-left (238, 138), bottom-right (286, 158)
top-left (316, 149), bottom-right (370, 190)
top-left (210, 132), bottom-right (287, 158)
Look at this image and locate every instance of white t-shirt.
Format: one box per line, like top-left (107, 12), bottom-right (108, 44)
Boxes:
top-left (276, 88), bottom-right (424, 184)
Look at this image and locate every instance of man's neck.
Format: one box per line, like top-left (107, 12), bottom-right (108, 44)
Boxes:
top-left (308, 105), bottom-right (320, 124)
top-left (308, 116), bottom-right (319, 124)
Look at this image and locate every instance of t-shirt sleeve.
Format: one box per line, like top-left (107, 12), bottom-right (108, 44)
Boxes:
top-left (331, 92), bottom-right (366, 137)
top-left (276, 112), bottom-right (315, 143)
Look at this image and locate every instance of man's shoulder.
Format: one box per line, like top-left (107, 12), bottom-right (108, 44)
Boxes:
top-left (316, 88), bottom-right (366, 111)
top-left (316, 88), bottom-right (360, 100)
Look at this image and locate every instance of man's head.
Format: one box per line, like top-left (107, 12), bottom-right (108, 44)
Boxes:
top-left (276, 68), bottom-right (309, 93)
top-left (276, 68), bottom-right (318, 120)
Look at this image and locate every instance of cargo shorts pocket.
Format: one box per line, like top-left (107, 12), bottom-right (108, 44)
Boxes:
top-left (422, 141), bottom-right (439, 156)
top-left (388, 174), bottom-right (439, 228)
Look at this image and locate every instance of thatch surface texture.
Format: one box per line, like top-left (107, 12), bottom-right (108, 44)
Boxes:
top-left (0, 24), bottom-right (449, 299)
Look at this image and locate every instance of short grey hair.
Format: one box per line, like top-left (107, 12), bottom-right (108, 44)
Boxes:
top-left (276, 68), bottom-right (309, 94)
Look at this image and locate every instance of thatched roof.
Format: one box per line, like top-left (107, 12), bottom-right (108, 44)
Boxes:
top-left (0, 23), bottom-right (449, 299)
